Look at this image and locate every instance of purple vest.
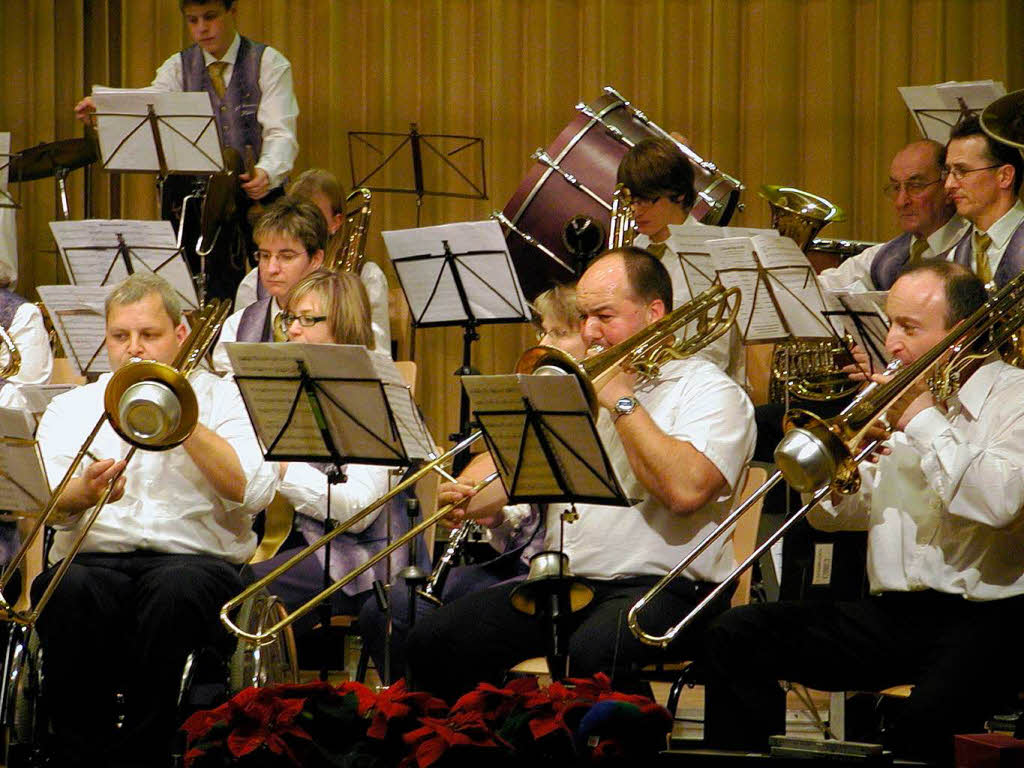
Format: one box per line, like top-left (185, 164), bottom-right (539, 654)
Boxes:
top-left (180, 36), bottom-right (265, 161)
top-left (950, 218), bottom-right (1024, 288)
top-left (237, 296), bottom-right (273, 342)
top-left (868, 232), bottom-right (914, 291)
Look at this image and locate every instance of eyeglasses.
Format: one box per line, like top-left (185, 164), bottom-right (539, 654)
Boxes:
top-left (254, 249), bottom-right (308, 264)
top-left (943, 164), bottom-right (1002, 182)
top-left (277, 312), bottom-right (328, 333)
top-left (881, 178), bottom-right (943, 199)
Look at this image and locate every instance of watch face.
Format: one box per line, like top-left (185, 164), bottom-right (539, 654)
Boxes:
top-left (615, 396), bottom-right (636, 415)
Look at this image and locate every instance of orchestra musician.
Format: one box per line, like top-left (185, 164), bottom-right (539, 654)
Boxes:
top-left (703, 261), bottom-right (1024, 765)
top-left (357, 283), bottom-right (585, 683)
top-left (32, 273), bottom-right (278, 768)
top-left (0, 258), bottom-right (54, 401)
top-left (247, 268), bottom-right (405, 633)
top-left (616, 137), bottom-right (745, 385)
top-left (234, 168), bottom-right (392, 353)
top-left (405, 247), bottom-right (756, 702)
top-left (212, 196), bottom-right (326, 374)
top-left (944, 115), bottom-right (1024, 288)
top-left (817, 139), bottom-right (968, 292)
top-left (74, 0), bottom-right (299, 301)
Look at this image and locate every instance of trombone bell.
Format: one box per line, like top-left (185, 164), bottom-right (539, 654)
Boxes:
top-left (104, 360), bottom-right (199, 449)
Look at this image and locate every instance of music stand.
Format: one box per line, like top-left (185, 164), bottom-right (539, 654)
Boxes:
top-left (227, 342), bottom-right (434, 680)
top-left (0, 407), bottom-right (51, 524)
top-left (49, 219), bottom-right (200, 310)
top-left (898, 80), bottom-right (1006, 143)
top-left (463, 372), bottom-right (631, 679)
top-left (36, 285), bottom-right (113, 378)
top-left (348, 123), bottom-right (486, 227)
top-left (382, 220), bottom-right (530, 473)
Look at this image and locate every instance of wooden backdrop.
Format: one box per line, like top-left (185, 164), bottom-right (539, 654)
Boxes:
top-left (2, 0), bottom-right (1023, 440)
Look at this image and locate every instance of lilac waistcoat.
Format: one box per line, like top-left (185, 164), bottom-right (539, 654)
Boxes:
top-left (180, 36), bottom-right (265, 160)
top-left (950, 219), bottom-right (1024, 288)
top-left (868, 232), bottom-right (914, 291)
top-left (237, 296), bottom-right (273, 342)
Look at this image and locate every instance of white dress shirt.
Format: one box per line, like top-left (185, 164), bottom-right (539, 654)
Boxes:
top-left (636, 222), bottom-right (746, 387)
top-left (817, 216), bottom-right (968, 292)
top-left (38, 369), bottom-right (278, 564)
top-left (234, 264), bottom-right (392, 355)
top-left (278, 460), bottom-right (391, 581)
top-left (2, 302), bottom-right (54, 386)
top-left (151, 33), bottom-right (299, 190)
top-left (212, 297), bottom-right (284, 375)
top-left (809, 357), bottom-right (1024, 600)
top-left (968, 200), bottom-right (1024, 279)
top-left (543, 357), bottom-right (756, 582)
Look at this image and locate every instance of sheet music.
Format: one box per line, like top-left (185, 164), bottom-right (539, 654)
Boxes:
top-left (825, 290), bottom-right (891, 372)
top-left (49, 219), bottom-right (199, 309)
top-left (463, 373), bottom-right (629, 504)
top-left (0, 407), bottom-right (50, 515)
top-left (92, 88), bottom-right (223, 173)
top-left (710, 235), bottom-right (835, 343)
top-left (383, 220), bottom-right (530, 326)
top-left (226, 343), bottom-right (430, 464)
top-left (36, 285), bottom-right (112, 375)
top-left (899, 80), bottom-right (1006, 143)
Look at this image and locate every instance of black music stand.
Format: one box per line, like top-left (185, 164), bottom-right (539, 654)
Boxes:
top-left (463, 373), bottom-right (631, 679)
top-left (348, 123), bottom-right (486, 227)
top-left (382, 220), bottom-right (530, 474)
top-left (229, 342), bottom-right (434, 681)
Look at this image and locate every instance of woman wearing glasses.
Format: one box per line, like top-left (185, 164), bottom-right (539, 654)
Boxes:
top-left (250, 269), bottom-right (402, 640)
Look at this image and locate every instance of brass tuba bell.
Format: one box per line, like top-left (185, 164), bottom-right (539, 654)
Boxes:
top-left (758, 184), bottom-right (845, 252)
top-left (980, 89), bottom-right (1024, 159)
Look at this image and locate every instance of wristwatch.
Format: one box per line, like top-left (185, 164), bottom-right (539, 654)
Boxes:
top-left (613, 395), bottom-right (638, 421)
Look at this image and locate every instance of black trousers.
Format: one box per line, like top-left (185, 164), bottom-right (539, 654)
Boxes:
top-left (32, 552), bottom-right (243, 768)
top-left (406, 575), bottom-right (730, 703)
top-left (703, 591), bottom-right (1024, 765)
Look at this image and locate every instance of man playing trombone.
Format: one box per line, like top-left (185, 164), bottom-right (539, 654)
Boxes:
top-left (32, 273), bottom-right (278, 768)
top-left (406, 247), bottom-right (756, 702)
top-left (703, 262), bottom-right (1024, 765)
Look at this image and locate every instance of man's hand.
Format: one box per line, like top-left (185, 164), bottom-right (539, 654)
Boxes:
top-left (437, 481), bottom-right (477, 528)
top-left (74, 97), bottom-right (97, 126)
top-left (841, 343), bottom-right (873, 381)
top-left (240, 167), bottom-right (270, 200)
top-left (55, 457), bottom-right (128, 523)
top-left (596, 368), bottom-right (637, 411)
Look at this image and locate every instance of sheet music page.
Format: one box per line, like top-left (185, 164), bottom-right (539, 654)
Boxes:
top-left (753, 235), bottom-right (834, 340)
top-left (383, 220), bottom-right (527, 325)
top-left (826, 290), bottom-right (891, 371)
top-left (49, 219), bottom-right (198, 308)
top-left (92, 89), bottom-right (221, 173)
top-left (462, 375), bottom-right (543, 488)
top-left (368, 352), bottom-right (435, 460)
top-left (707, 237), bottom-right (773, 341)
top-left (664, 231), bottom-right (718, 296)
top-left (899, 81), bottom-right (1005, 143)
top-left (0, 439), bottom-right (50, 514)
top-left (0, 406), bottom-right (34, 440)
top-left (723, 226), bottom-right (780, 239)
top-left (36, 285), bottom-right (112, 374)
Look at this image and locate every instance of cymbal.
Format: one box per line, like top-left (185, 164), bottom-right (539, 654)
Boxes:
top-left (9, 137), bottom-right (98, 182)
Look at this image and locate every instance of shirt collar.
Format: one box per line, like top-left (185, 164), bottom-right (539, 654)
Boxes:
top-left (202, 33), bottom-right (241, 67)
top-left (977, 200), bottom-right (1024, 250)
top-left (950, 353), bottom-right (1003, 420)
top-left (921, 215), bottom-right (968, 255)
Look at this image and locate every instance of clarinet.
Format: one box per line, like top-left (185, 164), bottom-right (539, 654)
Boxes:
top-left (416, 521), bottom-right (480, 606)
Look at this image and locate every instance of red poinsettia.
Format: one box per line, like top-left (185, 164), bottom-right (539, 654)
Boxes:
top-left (449, 677), bottom-right (539, 725)
top-left (402, 710), bottom-right (505, 768)
top-left (366, 679), bottom-right (447, 740)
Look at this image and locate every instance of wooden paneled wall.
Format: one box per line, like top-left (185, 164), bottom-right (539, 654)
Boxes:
top-left (2, 0), bottom-right (1022, 439)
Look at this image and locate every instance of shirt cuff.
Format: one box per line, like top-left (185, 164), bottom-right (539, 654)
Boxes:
top-left (903, 406), bottom-right (949, 451)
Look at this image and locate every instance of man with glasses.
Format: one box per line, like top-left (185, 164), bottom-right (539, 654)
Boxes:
top-left (818, 139), bottom-right (966, 292)
top-left (212, 196), bottom-right (325, 374)
top-left (944, 115), bottom-right (1024, 289)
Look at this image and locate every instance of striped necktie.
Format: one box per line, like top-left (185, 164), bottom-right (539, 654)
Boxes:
top-left (207, 61), bottom-right (229, 99)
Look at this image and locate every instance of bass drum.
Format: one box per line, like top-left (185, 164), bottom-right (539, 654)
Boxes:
top-left (499, 86), bottom-right (743, 299)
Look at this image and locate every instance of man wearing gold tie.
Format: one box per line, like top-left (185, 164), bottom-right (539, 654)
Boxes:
top-left (944, 114), bottom-right (1024, 288)
top-left (817, 139), bottom-right (967, 293)
top-left (212, 197), bottom-right (326, 374)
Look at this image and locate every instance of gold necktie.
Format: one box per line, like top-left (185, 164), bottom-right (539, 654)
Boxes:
top-left (908, 238), bottom-right (928, 266)
top-left (272, 311), bottom-right (287, 342)
top-left (207, 61), bottom-right (229, 99)
top-left (973, 231), bottom-right (993, 284)
top-left (646, 241), bottom-right (669, 259)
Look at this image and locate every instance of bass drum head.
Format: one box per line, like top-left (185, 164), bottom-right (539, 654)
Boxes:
top-left (500, 89), bottom-right (741, 299)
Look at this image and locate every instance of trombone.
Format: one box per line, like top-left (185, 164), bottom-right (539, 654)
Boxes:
top-left (221, 281), bottom-right (742, 646)
top-left (629, 264), bottom-right (1024, 648)
top-left (0, 300), bottom-right (231, 627)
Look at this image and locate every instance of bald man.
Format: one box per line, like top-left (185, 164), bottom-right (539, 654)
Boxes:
top-left (818, 140), bottom-right (966, 293)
